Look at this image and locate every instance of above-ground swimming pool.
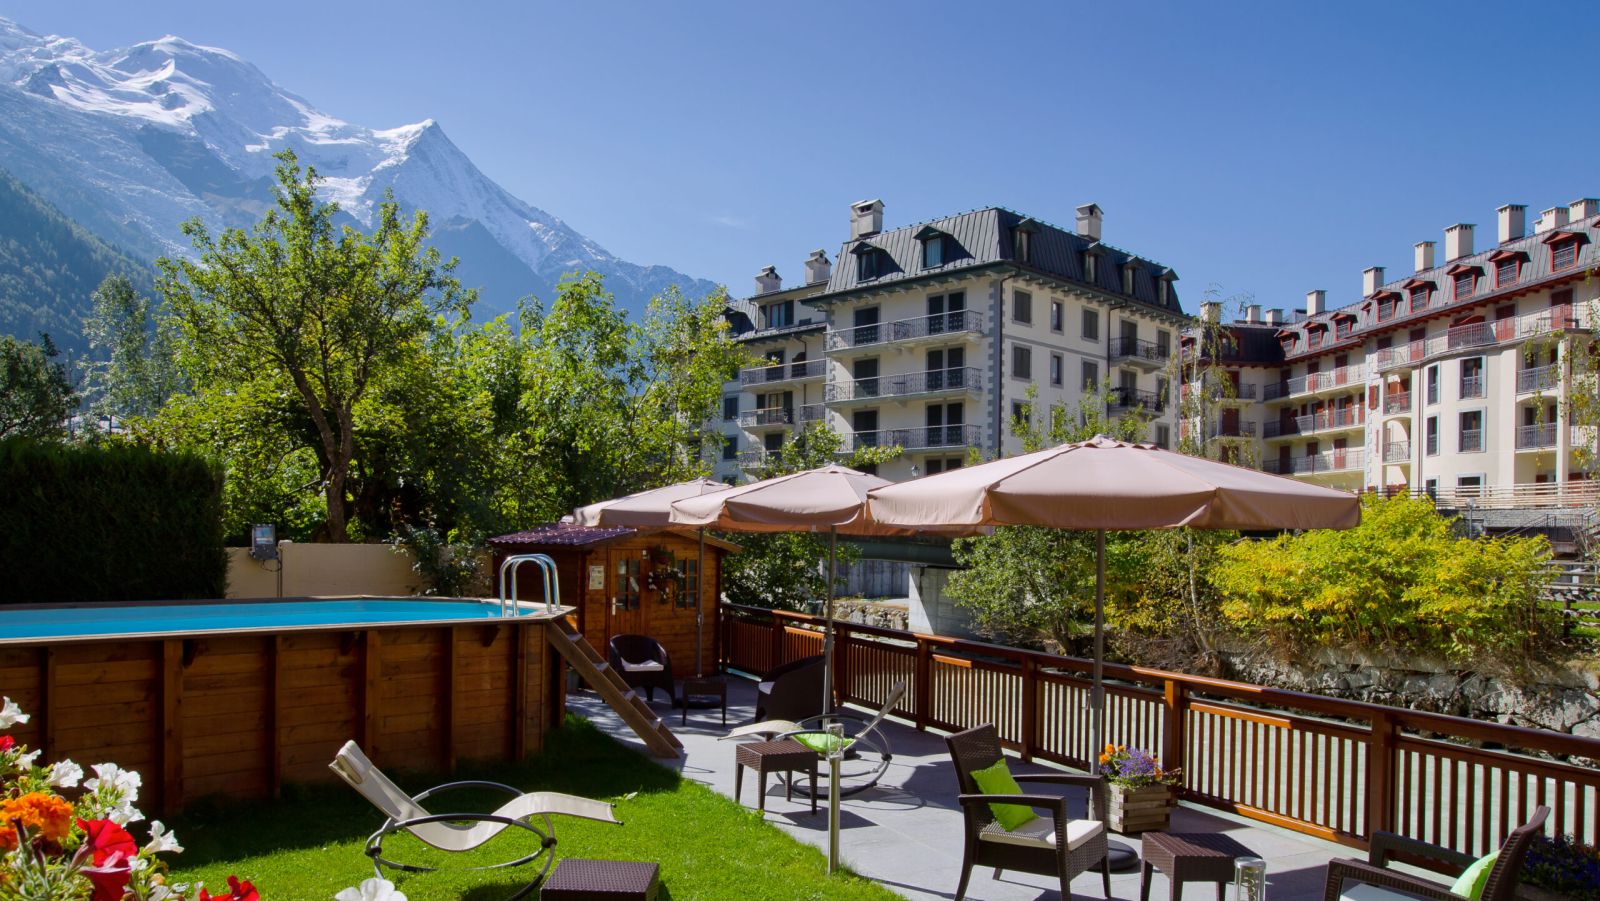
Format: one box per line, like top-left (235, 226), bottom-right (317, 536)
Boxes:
top-left (0, 596), bottom-right (570, 814)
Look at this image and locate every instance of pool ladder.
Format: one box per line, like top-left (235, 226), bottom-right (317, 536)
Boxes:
top-left (496, 554), bottom-right (560, 617)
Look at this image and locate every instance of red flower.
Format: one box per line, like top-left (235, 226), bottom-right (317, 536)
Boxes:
top-left (77, 818), bottom-right (137, 866)
top-left (199, 875), bottom-right (259, 901)
top-left (0, 735), bottom-right (14, 751)
top-left (81, 857), bottom-right (133, 901)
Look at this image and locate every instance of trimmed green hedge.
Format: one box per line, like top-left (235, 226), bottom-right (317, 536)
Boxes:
top-left (0, 439), bottom-right (227, 603)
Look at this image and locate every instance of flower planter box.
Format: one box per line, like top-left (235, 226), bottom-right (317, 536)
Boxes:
top-left (1108, 782), bottom-right (1176, 834)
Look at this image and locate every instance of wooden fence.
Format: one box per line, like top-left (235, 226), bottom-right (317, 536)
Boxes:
top-left (720, 603), bottom-right (1600, 856)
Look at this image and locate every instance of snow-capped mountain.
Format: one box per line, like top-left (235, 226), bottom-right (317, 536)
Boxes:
top-left (0, 17), bottom-right (717, 317)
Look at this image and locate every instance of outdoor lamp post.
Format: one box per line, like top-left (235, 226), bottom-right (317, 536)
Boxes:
top-left (827, 720), bottom-right (844, 874)
top-left (1234, 856), bottom-right (1267, 901)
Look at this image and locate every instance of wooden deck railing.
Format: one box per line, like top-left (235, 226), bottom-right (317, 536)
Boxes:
top-left (719, 603), bottom-right (1600, 856)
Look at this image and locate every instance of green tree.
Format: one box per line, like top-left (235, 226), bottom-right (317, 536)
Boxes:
top-left (0, 333), bottom-right (74, 440)
top-left (82, 274), bottom-right (183, 419)
top-left (1210, 493), bottom-right (1557, 665)
top-left (156, 149), bottom-right (472, 542)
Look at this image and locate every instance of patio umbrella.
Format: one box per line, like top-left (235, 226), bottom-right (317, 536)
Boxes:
top-left (669, 465), bottom-right (908, 709)
top-left (572, 477), bottom-right (731, 675)
top-left (866, 435), bottom-right (1360, 767)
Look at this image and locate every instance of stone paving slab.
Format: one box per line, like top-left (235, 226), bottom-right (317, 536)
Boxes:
top-left (570, 677), bottom-right (1350, 900)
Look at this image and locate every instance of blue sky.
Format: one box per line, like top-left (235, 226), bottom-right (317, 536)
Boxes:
top-left (5, 1), bottom-right (1599, 315)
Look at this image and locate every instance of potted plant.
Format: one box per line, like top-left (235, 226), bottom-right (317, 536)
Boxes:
top-left (1098, 744), bottom-right (1181, 834)
top-left (1521, 833), bottom-right (1600, 901)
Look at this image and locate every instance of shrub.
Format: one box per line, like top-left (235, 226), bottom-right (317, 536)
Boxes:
top-left (1525, 834), bottom-right (1600, 900)
top-left (1210, 493), bottom-right (1557, 666)
top-left (0, 438), bottom-right (227, 602)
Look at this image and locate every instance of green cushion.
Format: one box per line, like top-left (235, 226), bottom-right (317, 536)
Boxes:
top-left (793, 732), bottom-right (854, 755)
top-left (1449, 850), bottom-right (1498, 900)
top-left (970, 759), bottom-right (1036, 831)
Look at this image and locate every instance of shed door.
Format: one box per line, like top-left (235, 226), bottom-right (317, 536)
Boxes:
top-left (608, 550), bottom-right (646, 639)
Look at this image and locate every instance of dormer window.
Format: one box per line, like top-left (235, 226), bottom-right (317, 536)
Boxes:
top-left (1279, 335), bottom-right (1297, 355)
top-left (1546, 230), bottom-right (1588, 271)
top-left (1156, 269), bottom-right (1177, 307)
top-left (915, 226), bottom-right (951, 269)
top-left (1084, 252), bottom-right (1098, 283)
top-left (764, 300), bottom-right (793, 329)
top-left (1375, 291), bottom-right (1399, 321)
top-left (1012, 218), bottom-right (1040, 264)
top-left (1121, 261), bottom-right (1138, 296)
top-left (1334, 313), bottom-right (1356, 339)
top-left (1447, 263), bottom-right (1482, 301)
top-left (1407, 283), bottom-right (1432, 313)
top-left (852, 242), bottom-right (886, 281)
top-left (1307, 324), bottom-right (1325, 349)
top-left (1490, 250), bottom-right (1526, 287)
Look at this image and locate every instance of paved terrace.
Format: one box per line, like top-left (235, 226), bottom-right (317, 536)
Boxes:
top-left (571, 678), bottom-right (1357, 901)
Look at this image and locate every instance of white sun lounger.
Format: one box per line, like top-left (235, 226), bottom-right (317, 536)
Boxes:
top-left (723, 682), bottom-right (907, 798)
top-left (330, 741), bottom-right (621, 897)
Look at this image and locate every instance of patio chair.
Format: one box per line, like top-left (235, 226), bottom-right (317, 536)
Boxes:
top-left (329, 741), bottom-right (622, 899)
top-left (754, 655), bottom-right (826, 722)
top-left (608, 634), bottom-right (674, 705)
top-left (724, 682), bottom-right (906, 798)
top-left (946, 724), bottom-right (1110, 901)
top-left (1322, 805), bottom-right (1549, 901)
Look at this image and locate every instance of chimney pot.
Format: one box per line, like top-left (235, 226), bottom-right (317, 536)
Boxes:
top-left (754, 265), bottom-right (782, 295)
top-left (804, 249), bottom-right (832, 285)
top-left (1075, 203), bottom-right (1103, 241)
top-left (1362, 266), bottom-right (1386, 297)
top-left (1444, 224), bottom-right (1474, 262)
top-left (1199, 301), bottom-right (1221, 324)
top-left (850, 199), bottom-right (884, 239)
top-left (1264, 308), bottom-right (1284, 326)
top-left (1497, 204), bottom-right (1526, 243)
top-left (1570, 198), bottom-right (1600, 221)
top-left (1537, 206), bottom-right (1570, 234)
top-left (1245, 304), bottom-right (1261, 323)
top-left (1414, 241), bottom-right (1435, 273)
top-left (1306, 290), bottom-right (1327, 316)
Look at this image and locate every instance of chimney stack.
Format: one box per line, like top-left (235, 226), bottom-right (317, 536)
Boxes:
top-left (1075, 203), bottom-right (1103, 241)
top-left (1363, 266), bottom-right (1385, 296)
top-left (1264, 308), bottom-right (1284, 326)
top-left (1497, 204), bottom-right (1526, 243)
top-left (754, 265), bottom-right (782, 295)
top-left (1536, 206), bottom-right (1570, 234)
top-left (804, 249), bottom-right (831, 284)
top-left (850, 199), bottom-right (884, 239)
top-left (1570, 198), bottom-right (1600, 221)
top-left (1200, 301), bottom-right (1221, 324)
top-left (1306, 290), bottom-right (1326, 316)
top-left (1414, 241), bottom-right (1435, 273)
top-left (1243, 304), bottom-right (1260, 323)
top-left (1444, 224), bottom-right (1474, 261)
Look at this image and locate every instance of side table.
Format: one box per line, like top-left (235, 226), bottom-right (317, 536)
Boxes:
top-left (679, 677), bottom-right (727, 725)
top-left (540, 857), bottom-right (660, 900)
top-left (733, 739), bottom-right (818, 813)
top-left (1140, 831), bottom-right (1257, 901)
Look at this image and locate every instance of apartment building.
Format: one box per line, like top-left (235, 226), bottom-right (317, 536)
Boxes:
top-left (1181, 198), bottom-right (1599, 500)
top-left (712, 200), bottom-right (1187, 483)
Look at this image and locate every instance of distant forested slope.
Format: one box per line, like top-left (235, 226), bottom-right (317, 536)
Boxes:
top-left (0, 167), bottom-right (152, 355)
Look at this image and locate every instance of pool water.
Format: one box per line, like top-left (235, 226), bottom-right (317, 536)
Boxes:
top-left (0, 598), bottom-right (529, 641)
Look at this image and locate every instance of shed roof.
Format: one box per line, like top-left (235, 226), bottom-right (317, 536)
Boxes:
top-left (488, 523), bottom-right (738, 552)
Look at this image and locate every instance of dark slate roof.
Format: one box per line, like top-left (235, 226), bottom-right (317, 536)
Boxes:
top-left (816, 207), bottom-right (1184, 316)
top-left (488, 523), bottom-right (636, 547)
top-left (1270, 212), bottom-right (1600, 362)
top-left (723, 292), bottom-right (828, 342)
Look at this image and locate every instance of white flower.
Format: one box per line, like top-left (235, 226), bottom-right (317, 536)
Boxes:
top-left (48, 760), bottom-right (82, 788)
top-left (108, 802), bottom-right (144, 826)
top-left (144, 820), bottom-right (182, 855)
top-left (14, 749), bottom-right (40, 771)
top-left (335, 877), bottom-right (408, 901)
top-left (87, 763), bottom-right (142, 802)
top-left (0, 697), bottom-right (30, 729)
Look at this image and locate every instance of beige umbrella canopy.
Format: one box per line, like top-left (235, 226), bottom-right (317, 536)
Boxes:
top-left (867, 435), bottom-right (1361, 764)
top-left (670, 465), bottom-right (906, 708)
top-left (572, 477), bottom-right (730, 528)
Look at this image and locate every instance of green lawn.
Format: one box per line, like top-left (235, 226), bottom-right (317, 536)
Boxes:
top-left (168, 716), bottom-right (898, 900)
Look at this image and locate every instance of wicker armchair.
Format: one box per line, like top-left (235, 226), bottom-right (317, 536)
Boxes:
top-left (607, 634), bottom-right (674, 704)
top-left (754, 655), bottom-right (825, 722)
top-left (1322, 805), bottom-right (1549, 901)
top-left (946, 724), bottom-right (1110, 901)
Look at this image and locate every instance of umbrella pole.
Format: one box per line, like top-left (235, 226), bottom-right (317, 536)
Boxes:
top-left (1092, 529), bottom-right (1105, 767)
top-left (695, 527), bottom-right (706, 677)
top-left (823, 527), bottom-right (837, 712)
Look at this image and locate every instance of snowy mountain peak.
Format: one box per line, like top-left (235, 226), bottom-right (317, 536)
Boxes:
top-left (0, 16), bottom-right (715, 317)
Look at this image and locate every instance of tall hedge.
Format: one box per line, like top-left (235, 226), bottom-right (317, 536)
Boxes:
top-left (0, 438), bottom-right (227, 603)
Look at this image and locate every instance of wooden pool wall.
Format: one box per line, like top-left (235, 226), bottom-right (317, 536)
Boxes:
top-left (0, 617), bottom-right (563, 813)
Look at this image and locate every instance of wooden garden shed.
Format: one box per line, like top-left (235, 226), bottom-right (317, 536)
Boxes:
top-left (489, 524), bottom-right (735, 676)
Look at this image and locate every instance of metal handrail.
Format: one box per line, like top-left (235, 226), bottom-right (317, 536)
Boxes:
top-left (496, 553), bottom-right (559, 616)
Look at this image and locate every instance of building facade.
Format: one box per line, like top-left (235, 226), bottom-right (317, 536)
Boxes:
top-left (712, 201), bottom-right (1188, 482)
top-left (1181, 198), bottom-right (1599, 502)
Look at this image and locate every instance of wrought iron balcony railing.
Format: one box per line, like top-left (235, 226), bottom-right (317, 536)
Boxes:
top-left (1109, 337), bottom-right (1172, 365)
top-left (1516, 423), bottom-right (1558, 450)
top-left (825, 310), bottom-right (982, 351)
top-left (825, 367), bottom-right (982, 403)
top-left (738, 358), bottom-right (826, 386)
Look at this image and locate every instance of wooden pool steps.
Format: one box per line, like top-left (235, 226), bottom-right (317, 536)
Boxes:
top-left (544, 618), bottom-right (683, 758)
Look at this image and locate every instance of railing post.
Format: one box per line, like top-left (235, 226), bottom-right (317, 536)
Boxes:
top-left (768, 610), bottom-right (783, 675)
top-left (1020, 656), bottom-right (1039, 762)
top-left (1366, 710), bottom-right (1398, 840)
top-left (913, 637), bottom-right (931, 731)
top-left (1162, 679), bottom-right (1188, 793)
top-left (835, 624), bottom-right (852, 705)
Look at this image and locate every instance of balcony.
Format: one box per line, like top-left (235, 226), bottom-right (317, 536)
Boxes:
top-left (1459, 375), bottom-right (1485, 399)
top-left (1211, 420), bottom-right (1256, 439)
top-left (1425, 433), bottom-right (1439, 456)
top-left (736, 404), bottom-right (823, 430)
top-left (825, 310), bottom-right (983, 353)
top-left (736, 449), bottom-right (770, 468)
top-left (1296, 407), bottom-right (1361, 435)
top-left (1373, 310), bottom-right (1583, 373)
top-left (1383, 440), bottom-right (1410, 463)
top-left (843, 424), bottom-right (984, 454)
top-left (825, 367), bottom-right (982, 404)
top-left (1516, 365), bottom-right (1559, 395)
top-left (1263, 419), bottom-right (1297, 440)
top-left (1263, 448), bottom-right (1364, 475)
top-left (1382, 391), bottom-right (1411, 415)
top-left (1262, 365), bottom-right (1366, 401)
top-left (1460, 429), bottom-right (1484, 453)
top-left (739, 358), bottom-right (826, 387)
top-left (1107, 386), bottom-right (1167, 413)
top-left (1516, 423), bottom-right (1559, 450)
top-left (1109, 337), bottom-right (1172, 370)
